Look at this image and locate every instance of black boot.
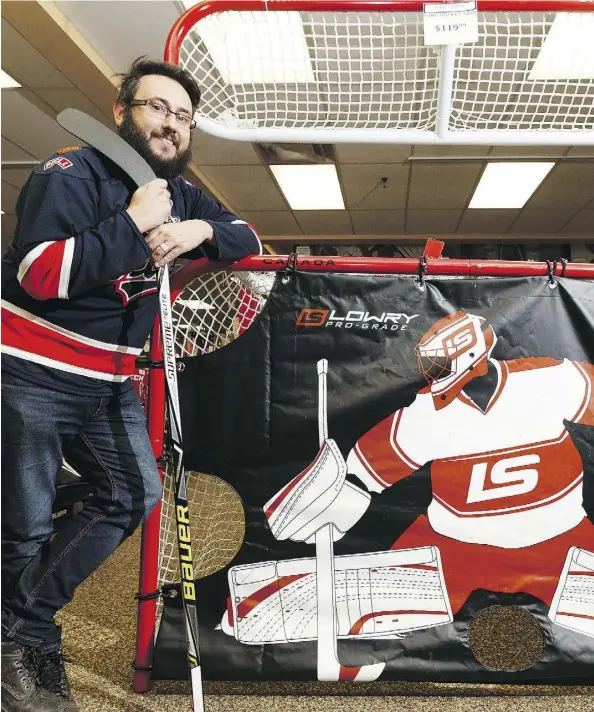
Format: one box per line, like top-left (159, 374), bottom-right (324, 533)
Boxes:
top-left (1, 641), bottom-right (65, 712)
top-left (36, 646), bottom-right (79, 712)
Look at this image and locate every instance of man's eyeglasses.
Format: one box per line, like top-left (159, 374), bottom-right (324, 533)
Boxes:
top-left (128, 99), bottom-right (197, 130)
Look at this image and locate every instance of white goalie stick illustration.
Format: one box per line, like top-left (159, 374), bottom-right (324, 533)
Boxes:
top-left (56, 109), bottom-right (204, 712)
top-left (315, 359), bottom-right (385, 681)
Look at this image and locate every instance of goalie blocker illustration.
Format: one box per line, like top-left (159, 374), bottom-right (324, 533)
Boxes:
top-left (219, 310), bottom-right (594, 677)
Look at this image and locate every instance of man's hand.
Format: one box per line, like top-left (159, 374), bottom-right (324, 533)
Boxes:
top-left (145, 220), bottom-right (215, 267)
top-left (126, 179), bottom-right (171, 234)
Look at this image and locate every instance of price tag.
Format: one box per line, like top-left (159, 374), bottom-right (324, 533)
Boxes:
top-left (423, 1), bottom-right (479, 45)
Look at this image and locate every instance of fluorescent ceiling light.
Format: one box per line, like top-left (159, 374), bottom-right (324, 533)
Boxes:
top-left (271, 164), bottom-right (345, 210)
top-left (193, 11), bottom-right (314, 84)
top-left (469, 163), bottom-right (555, 209)
top-left (1, 69), bottom-right (20, 89)
top-left (529, 13), bottom-right (594, 80)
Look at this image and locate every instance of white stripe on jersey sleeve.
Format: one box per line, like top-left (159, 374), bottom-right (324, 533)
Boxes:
top-left (58, 237), bottom-right (75, 299)
top-left (17, 241), bottom-right (58, 284)
top-left (231, 219), bottom-right (263, 255)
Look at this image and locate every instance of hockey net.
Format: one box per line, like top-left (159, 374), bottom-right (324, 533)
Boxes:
top-left (165, 0), bottom-right (594, 144)
top-left (133, 255), bottom-right (594, 690)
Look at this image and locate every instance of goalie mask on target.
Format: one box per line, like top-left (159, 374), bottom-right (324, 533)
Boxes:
top-left (414, 311), bottom-right (497, 409)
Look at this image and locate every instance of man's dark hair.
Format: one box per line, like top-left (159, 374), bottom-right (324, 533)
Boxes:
top-left (116, 56), bottom-right (201, 112)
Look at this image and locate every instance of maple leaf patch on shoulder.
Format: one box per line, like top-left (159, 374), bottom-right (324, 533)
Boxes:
top-left (44, 157), bottom-right (73, 171)
top-left (113, 264), bottom-right (157, 306)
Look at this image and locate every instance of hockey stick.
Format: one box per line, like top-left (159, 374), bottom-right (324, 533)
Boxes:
top-left (315, 359), bottom-right (385, 682)
top-left (56, 109), bottom-right (204, 711)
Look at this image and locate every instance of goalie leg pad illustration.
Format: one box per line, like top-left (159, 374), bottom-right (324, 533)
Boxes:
top-left (221, 546), bottom-right (452, 644)
top-left (548, 547), bottom-right (594, 638)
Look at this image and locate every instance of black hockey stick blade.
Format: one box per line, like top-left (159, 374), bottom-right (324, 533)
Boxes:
top-left (56, 108), bottom-right (156, 187)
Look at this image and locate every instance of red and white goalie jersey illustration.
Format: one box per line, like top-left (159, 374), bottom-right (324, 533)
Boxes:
top-left (348, 310), bottom-right (594, 627)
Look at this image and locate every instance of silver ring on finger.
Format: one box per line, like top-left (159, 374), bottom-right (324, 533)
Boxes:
top-left (158, 242), bottom-right (170, 254)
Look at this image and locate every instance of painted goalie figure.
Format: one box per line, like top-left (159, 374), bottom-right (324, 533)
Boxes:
top-left (220, 310), bottom-right (594, 676)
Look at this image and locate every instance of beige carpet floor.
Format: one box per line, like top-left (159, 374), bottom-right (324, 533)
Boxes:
top-left (57, 533), bottom-right (594, 712)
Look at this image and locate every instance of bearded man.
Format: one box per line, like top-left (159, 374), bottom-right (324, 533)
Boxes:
top-left (1, 56), bottom-right (261, 711)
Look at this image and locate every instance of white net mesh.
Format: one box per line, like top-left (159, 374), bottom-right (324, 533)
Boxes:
top-left (182, 11), bottom-right (437, 131)
top-left (171, 269), bottom-right (275, 358)
top-left (177, 8), bottom-right (594, 137)
top-left (158, 469), bottom-right (245, 587)
top-left (157, 270), bottom-right (273, 591)
top-left (451, 12), bottom-right (594, 132)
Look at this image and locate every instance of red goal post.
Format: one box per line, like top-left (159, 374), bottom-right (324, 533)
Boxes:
top-left (133, 254), bottom-right (594, 692)
top-left (165, 0), bottom-right (594, 145)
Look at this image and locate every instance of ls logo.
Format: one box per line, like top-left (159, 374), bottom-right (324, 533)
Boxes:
top-left (466, 454), bottom-right (540, 503)
top-left (444, 325), bottom-right (477, 359)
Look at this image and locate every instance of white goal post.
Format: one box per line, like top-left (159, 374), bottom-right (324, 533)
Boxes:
top-left (165, 0), bottom-right (594, 145)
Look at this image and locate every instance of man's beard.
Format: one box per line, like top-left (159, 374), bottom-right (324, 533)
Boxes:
top-left (117, 109), bottom-right (193, 179)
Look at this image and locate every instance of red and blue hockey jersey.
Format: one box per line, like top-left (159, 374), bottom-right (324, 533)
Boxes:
top-left (1, 146), bottom-right (261, 395)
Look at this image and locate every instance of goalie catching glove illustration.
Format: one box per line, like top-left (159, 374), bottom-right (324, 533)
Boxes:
top-left (264, 438), bottom-right (371, 544)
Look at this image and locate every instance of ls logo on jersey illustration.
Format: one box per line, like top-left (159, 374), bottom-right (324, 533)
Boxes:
top-left (466, 454), bottom-right (540, 503)
top-left (113, 264), bottom-right (157, 305)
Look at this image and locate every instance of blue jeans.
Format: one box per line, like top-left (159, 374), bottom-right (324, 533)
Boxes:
top-left (1, 372), bottom-right (162, 652)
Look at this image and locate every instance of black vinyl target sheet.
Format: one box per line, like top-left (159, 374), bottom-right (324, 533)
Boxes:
top-left (154, 271), bottom-right (594, 683)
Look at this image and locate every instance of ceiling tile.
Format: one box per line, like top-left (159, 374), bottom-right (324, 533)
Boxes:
top-left (341, 164), bottom-right (408, 210)
top-left (407, 210), bottom-right (462, 234)
top-left (488, 146), bottom-right (569, 157)
top-left (1, 181), bottom-right (21, 213)
top-left (413, 146), bottom-right (488, 158)
top-left (1, 137), bottom-right (38, 161)
top-left (294, 211), bottom-right (353, 235)
top-left (526, 164), bottom-right (594, 210)
top-left (35, 89), bottom-right (110, 124)
top-left (1, 91), bottom-right (83, 160)
top-left (351, 210), bottom-right (405, 234)
top-left (1, 19), bottom-right (74, 89)
top-left (240, 211), bottom-right (301, 236)
top-left (194, 131), bottom-right (263, 166)
top-left (566, 147), bottom-right (594, 157)
top-left (558, 210), bottom-right (594, 236)
top-left (2, 169), bottom-right (32, 191)
top-left (335, 144), bottom-right (411, 164)
top-left (508, 210), bottom-right (577, 235)
top-left (200, 165), bottom-right (287, 210)
top-left (457, 210), bottom-right (518, 234)
top-left (409, 164), bottom-right (482, 210)
top-left (54, 1), bottom-right (179, 75)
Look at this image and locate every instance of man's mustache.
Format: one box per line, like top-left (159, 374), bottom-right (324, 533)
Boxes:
top-left (152, 131), bottom-right (179, 148)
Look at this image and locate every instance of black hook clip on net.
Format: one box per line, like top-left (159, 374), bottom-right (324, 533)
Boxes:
top-left (414, 256), bottom-right (428, 292)
top-left (559, 258), bottom-right (568, 278)
top-left (282, 252), bottom-right (298, 284)
top-left (546, 259), bottom-right (559, 290)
